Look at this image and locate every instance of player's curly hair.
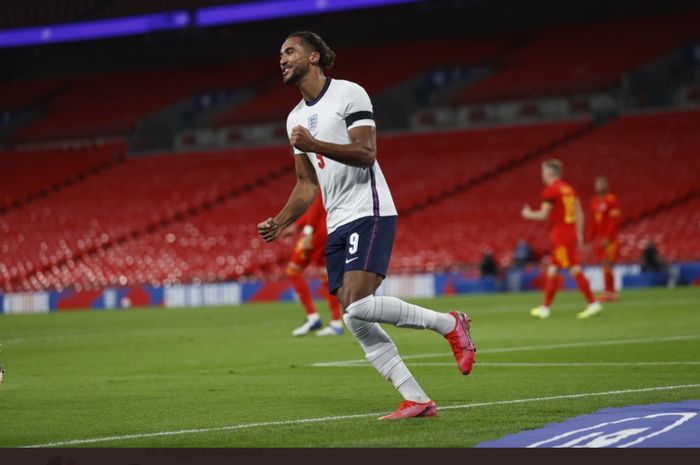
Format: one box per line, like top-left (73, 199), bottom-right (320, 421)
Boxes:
top-left (288, 31), bottom-right (336, 70)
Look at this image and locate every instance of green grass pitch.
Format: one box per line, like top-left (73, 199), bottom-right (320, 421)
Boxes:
top-left (1, 287), bottom-right (699, 448)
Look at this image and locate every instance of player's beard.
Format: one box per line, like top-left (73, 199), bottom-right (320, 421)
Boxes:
top-left (284, 61), bottom-right (309, 86)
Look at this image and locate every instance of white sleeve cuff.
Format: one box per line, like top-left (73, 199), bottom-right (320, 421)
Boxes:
top-left (347, 120), bottom-right (376, 131)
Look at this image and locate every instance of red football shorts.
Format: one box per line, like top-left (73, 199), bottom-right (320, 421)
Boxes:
top-left (550, 241), bottom-right (579, 268)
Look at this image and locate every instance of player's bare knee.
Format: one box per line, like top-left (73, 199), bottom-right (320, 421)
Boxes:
top-left (546, 265), bottom-right (559, 277)
top-left (340, 286), bottom-right (375, 311)
top-left (337, 287), bottom-right (369, 312)
top-left (336, 287), bottom-right (348, 310)
top-left (570, 265), bottom-right (582, 276)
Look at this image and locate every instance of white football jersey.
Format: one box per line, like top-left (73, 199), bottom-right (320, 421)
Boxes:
top-left (286, 78), bottom-right (397, 233)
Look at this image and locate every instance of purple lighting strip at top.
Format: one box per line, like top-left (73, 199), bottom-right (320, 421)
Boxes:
top-left (196, 0), bottom-right (420, 27)
top-left (0, 11), bottom-right (190, 48)
top-left (0, 0), bottom-right (419, 49)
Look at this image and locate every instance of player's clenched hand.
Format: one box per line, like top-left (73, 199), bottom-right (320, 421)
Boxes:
top-left (290, 125), bottom-right (318, 153)
top-left (257, 218), bottom-right (281, 242)
top-left (521, 204), bottom-right (533, 218)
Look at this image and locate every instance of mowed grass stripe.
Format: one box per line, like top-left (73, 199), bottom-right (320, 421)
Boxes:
top-left (25, 383), bottom-right (700, 448)
top-left (311, 334), bottom-right (700, 366)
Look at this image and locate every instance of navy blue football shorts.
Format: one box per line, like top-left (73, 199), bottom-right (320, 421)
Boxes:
top-left (325, 215), bottom-right (397, 295)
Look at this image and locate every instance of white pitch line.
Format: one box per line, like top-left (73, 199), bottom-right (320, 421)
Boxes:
top-left (311, 334), bottom-right (700, 367)
top-left (23, 383), bottom-right (700, 448)
top-left (405, 361), bottom-right (700, 367)
top-left (435, 384), bottom-right (700, 412)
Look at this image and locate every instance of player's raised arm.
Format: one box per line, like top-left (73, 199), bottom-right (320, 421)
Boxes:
top-left (290, 124), bottom-right (376, 168)
top-left (521, 202), bottom-right (552, 221)
top-left (289, 79), bottom-right (377, 168)
top-left (257, 148), bottom-right (319, 243)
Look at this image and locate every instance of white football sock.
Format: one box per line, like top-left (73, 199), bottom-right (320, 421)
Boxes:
top-left (346, 295), bottom-right (456, 335)
top-left (343, 314), bottom-right (430, 403)
top-left (395, 377), bottom-right (431, 404)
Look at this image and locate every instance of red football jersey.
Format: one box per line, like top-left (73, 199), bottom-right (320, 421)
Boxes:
top-left (541, 179), bottom-right (578, 244)
top-left (589, 193), bottom-right (621, 241)
top-left (295, 193), bottom-right (327, 243)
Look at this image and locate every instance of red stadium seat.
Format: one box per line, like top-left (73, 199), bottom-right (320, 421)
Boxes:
top-left (0, 141), bottom-right (125, 209)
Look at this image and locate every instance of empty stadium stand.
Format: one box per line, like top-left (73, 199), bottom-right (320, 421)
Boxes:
top-left (3, 105), bottom-right (700, 293)
top-left (213, 38), bottom-right (509, 126)
top-left (0, 141), bottom-right (125, 210)
top-left (0, 78), bottom-right (69, 112)
top-left (9, 60), bottom-right (274, 143)
top-left (392, 108), bottom-right (700, 273)
top-left (3, 4), bottom-right (700, 295)
top-left (620, 196), bottom-right (700, 264)
top-left (4, 11), bottom-right (698, 148)
top-left (4, 106), bottom-right (700, 292)
top-left (0, 120), bottom-right (587, 289)
top-left (379, 119), bottom-right (591, 212)
top-left (451, 12), bottom-right (700, 104)
top-left (0, 144), bottom-right (293, 291)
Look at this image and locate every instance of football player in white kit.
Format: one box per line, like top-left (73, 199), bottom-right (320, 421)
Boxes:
top-left (257, 31), bottom-right (476, 420)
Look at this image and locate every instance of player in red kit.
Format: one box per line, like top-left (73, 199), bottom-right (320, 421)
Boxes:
top-left (286, 192), bottom-right (343, 336)
top-left (588, 176), bottom-right (621, 302)
top-left (522, 159), bottom-right (602, 319)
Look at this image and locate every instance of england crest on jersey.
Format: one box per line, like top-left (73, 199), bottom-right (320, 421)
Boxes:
top-left (308, 114), bottom-right (318, 134)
